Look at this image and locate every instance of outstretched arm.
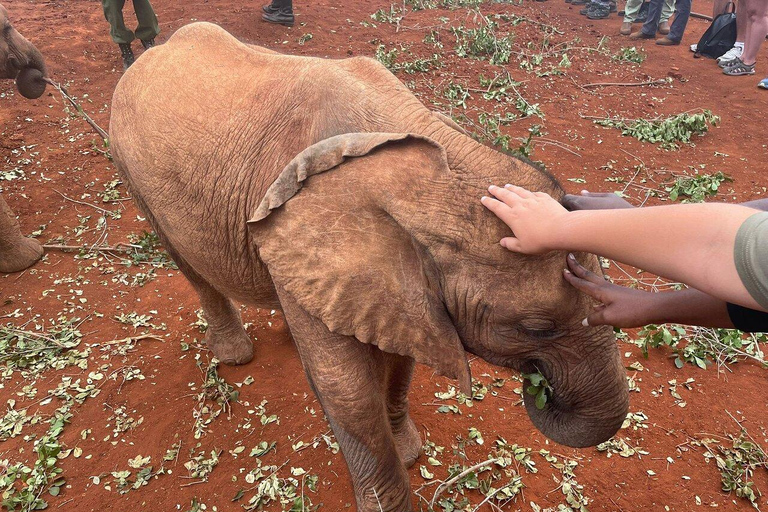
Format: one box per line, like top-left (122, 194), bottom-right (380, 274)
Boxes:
top-left (562, 254), bottom-right (735, 328)
top-left (481, 185), bottom-right (766, 312)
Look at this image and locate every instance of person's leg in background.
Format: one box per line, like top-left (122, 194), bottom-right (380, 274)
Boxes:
top-left (717, 1), bottom-right (747, 63)
top-left (630, 0), bottom-right (663, 39)
top-left (262, 0), bottom-right (294, 26)
top-left (658, 0), bottom-right (691, 44)
top-left (724, 0), bottom-right (768, 77)
top-left (102, 0), bottom-right (136, 70)
top-left (132, 0), bottom-right (160, 49)
top-left (658, 0), bottom-right (674, 35)
top-left (583, 0), bottom-right (612, 19)
top-left (622, 0), bottom-right (644, 34)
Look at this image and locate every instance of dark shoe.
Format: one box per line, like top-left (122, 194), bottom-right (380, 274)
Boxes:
top-left (119, 43), bottom-right (135, 70)
top-left (587, 4), bottom-right (611, 19)
top-left (579, 3), bottom-right (594, 14)
top-left (571, 0), bottom-right (589, 5)
top-left (629, 30), bottom-right (654, 40)
top-left (262, 3), bottom-right (279, 13)
top-left (658, 21), bottom-right (670, 34)
top-left (609, 0), bottom-right (617, 12)
top-left (655, 36), bottom-right (679, 46)
top-left (141, 38), bottom-right (155, 50)
top-left (261, 8), bottom-right (294, 26)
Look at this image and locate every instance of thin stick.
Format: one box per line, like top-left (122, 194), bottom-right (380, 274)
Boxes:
top-left (582, 78), bottom-right (670, 88)
top-left (43, 78), bottom-right (110, 143)
top-left (42, 243), bottom-right (137, 252)
top-left (430, 459), bottom-right (495, 508)
top-left (690, 12), bottom-right (713, 21)
top-left (54, 190), bottom-right (113, 215)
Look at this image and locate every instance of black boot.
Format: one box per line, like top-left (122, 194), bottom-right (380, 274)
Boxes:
top-left (119, 43), bottom-right (135, 71)
top-left (141, 38), bottom-right (156, 50)
top-left (262, 3), bottom-right (279, 13)
top-left (262, 7), bottom-right (294, 26)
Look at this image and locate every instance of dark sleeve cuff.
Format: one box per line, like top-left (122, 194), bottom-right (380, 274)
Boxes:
top-left (727, 302), bottom-right (768, 333)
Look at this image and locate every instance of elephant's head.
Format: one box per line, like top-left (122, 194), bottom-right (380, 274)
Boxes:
top-left (249, 133), bottom-right (629, 448)
top-left (0, 3), bottom-right (47, 99)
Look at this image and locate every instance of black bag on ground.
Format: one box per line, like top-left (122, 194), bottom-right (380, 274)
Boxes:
top-left (695, 2), bottom-right (737, 59)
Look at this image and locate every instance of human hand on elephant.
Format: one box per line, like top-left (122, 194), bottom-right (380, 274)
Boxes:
top-left (562, 253), bottom-right (661, 327)
top-left (480, 184), bottom-right (569, 254)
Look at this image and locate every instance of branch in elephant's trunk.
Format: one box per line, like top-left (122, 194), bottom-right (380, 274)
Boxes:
top-left (44, 78), bottom-right (111, 149)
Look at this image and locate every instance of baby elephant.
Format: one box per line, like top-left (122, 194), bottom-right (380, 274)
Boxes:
top-left (0, 3), bottom-right (48, 273)
top-left (110, 23), bottom-right (629, 512)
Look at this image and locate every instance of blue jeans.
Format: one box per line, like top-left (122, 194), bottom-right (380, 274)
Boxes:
top-left (642, 0), bottom-right (691, 42)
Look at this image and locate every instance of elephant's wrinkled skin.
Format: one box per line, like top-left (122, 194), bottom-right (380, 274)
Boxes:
top-left (110, 23), bottom-right (629, 512)
top-left (0, 3), bottom-right (47, 273)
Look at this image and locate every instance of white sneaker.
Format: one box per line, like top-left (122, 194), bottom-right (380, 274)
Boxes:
top-left (690, 43), bottom-right (697, 52)
top-left (717, 45), bottom-right (744, 62)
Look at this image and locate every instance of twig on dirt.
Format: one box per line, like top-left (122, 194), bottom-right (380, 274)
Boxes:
top-left (690, 11), bottom-right (713, 21)
top-left (54, 190), bottom-right (114, 215)
top-left (536, 138), bottom-right (581, 157)
top-left (430, 459), bottom-right (495, 508)
top-left (44, 78), bottom-right (109, 143)
top-left (581, 78), bottom-right (671, 88)
top-left (101, 334), bottom-right (164, 346)
top-left (469, 480), bottom-right (519, 512)
top-left (42, 242), bottom-right (139, 252)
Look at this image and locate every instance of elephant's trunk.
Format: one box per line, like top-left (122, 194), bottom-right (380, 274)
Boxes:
top-left (522, 339), bottom-right (629, 448)
top-left (10, 28), bottom-right (47, 99)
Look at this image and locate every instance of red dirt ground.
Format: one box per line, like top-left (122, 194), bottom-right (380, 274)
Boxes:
top-left (1, 0), bottom-right (767, 511)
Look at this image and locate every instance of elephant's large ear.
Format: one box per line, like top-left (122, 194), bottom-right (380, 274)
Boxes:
top-left (248, 133), bottom-right (471, 394)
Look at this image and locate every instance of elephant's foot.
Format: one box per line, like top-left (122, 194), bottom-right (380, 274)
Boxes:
top-left (205, 325), bottom-right (254, 365)
top-left (0, 237), bottom-right (43, 273)
top-left (391, 414), bottom-right (421, 468)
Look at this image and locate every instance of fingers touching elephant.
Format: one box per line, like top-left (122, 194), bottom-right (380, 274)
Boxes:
top-left (110, 22), bottom-right (629, 512)
top-left (0, 3), bottom-right (47, 273)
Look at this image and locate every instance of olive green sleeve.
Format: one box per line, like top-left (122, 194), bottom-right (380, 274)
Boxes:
top-left (734, 211), bottom-right (768, 310)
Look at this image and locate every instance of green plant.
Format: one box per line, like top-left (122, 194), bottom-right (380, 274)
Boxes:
top-left (0, 319), bottom-right (88, 378)
top-left (452, 23), bottom-right (513, 65)
top-left (666, 171), bottom-right (732, 202)
top-left (374, 44), bottom-right (443, 74)
top-left (699, 432), bottom-right (767, 506)
top-left (593, 110), bottom-right (720, 149)
top-left (0, 409), bottom-right (70, 511)
top-left (370, 4), bottom-right (402, 24)
top-left (522, 371), bottom-right (552, 410)
top-left (635, 324), bottom-right (767, 369)
top-left (192, 358), bottom-right (240, 439)
top-left (612, 46), bottom-right (646, 64)
top-left (126, 231), bottom-right (178, 268)
top-left (443, 82), bottom-right (471, 108)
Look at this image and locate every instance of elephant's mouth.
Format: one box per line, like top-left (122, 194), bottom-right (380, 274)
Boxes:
top-left (518, 357), bottom-right (627, 448)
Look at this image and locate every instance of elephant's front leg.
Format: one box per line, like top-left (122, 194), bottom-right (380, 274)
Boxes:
top-left (0, 195), bottom-right (43, 273)
top-left (384, 353), bottom-right (421, 468)
top-left (277, 289), bottom-right (413, 512)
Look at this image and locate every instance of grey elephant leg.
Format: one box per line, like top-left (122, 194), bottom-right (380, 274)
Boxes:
top-left (276, 286), bottom-right (413, 512)
top-left (0, 195), bottom-right (43, 273)
top-left (157, 236), bottom-right (253, 365)
top-left (384, 353), bottom-right (421, 468)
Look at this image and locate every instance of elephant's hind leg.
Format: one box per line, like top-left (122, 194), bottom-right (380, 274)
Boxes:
top-left (384, 353), bottom-right (422, 468)
top-left (159, 237), bottom-right (253, 365)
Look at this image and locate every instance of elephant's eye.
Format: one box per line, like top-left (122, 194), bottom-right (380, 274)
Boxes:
top-left (520, 327), bottom-right (562, 340)
top-left (518, 319), bottom-right (561, 340)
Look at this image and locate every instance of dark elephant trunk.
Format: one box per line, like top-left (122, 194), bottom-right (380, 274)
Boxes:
top-left (11, 29), bottom-right (47, 99)
top-left (523, 334), bottom-right (629, 448)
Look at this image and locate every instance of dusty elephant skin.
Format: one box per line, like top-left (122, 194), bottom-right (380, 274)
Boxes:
top-left (0, 3), bottom-right (46, 273)
top-left (110, 22), bottom-right (629, 512)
